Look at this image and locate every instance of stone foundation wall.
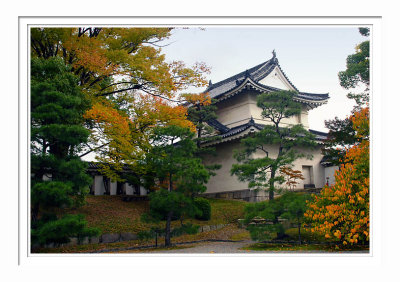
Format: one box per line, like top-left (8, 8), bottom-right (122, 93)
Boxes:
top-left (41, 223), bottom-right (229, 249)
top-left (203, 189), bottom-right (269, 202)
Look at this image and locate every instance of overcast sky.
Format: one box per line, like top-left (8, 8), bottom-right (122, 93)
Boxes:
top-left (161, 26), bottom-right (368, 132)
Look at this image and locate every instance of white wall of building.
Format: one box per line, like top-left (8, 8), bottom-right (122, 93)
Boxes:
top-left (203, 139), bottom-right (326, 194)
top-left (215, 92), bottom-right (310, 130)
top-left (324, 165), bottom-right (339, 186)
top-left (215, 93), bottom-right (252, 127)
top-left (258, 66), bottom-right (294, 91)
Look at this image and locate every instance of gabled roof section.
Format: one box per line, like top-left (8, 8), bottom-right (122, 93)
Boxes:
top-left (205, 51), bottom-right (329, 107)
top-left (203, 118), bottom-right (328, 147)
top-left (206, 118), bottom-right (230, 134)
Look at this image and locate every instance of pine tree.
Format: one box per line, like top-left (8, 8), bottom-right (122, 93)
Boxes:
top-left (142, 125), bottom-right (210, 246)
top-left (185, 92), bottom-right (222, 174)
top-left (231, 90), bottom-right (317, 200)
top-left (324, 27), bottom-right (370, 164)
top-left (31, 57), bottom-right (99, 247)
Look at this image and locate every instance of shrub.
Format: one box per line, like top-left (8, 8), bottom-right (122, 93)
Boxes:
top-left (194, 197), bottom-right (211, 220)
top-left (31, 214), bottom-right (100, 246)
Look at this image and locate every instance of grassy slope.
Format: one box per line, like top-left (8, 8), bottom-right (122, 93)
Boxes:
top-left (65, 195), bottom-right (247, 234)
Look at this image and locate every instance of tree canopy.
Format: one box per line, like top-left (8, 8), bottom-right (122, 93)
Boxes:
top-left (31, 57), bottom-right (100, 247)
top-left (31, 27), bottom-right (210, 181)
top-left (305, 107), bottom-right (369, 246)
top-left (141, 125), bottom-right (211, 246)
top-left (231, 90), bottom-right (317, 200)
top-left (324, 27), bottom-right (370, 165)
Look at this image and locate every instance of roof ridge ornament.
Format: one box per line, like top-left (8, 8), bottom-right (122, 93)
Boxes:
top-left (272, 49), bottom-right (276, 58)
top-left (245, 69), bottom-right (250, 78)
top-left (249, 116), bottom-right (255, 125)
top-left (208, 80), bottom-right (212, 87)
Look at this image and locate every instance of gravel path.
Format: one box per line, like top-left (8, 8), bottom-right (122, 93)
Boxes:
top-left (151, 241), bottom-right (369, 254)
top-left (153, 240), bottom-right (255, 253)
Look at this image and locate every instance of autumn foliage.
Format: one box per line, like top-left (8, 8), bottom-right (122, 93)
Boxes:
top-left (31, 28), bottom-right (210, 180)
top-left (304, 107), bottom-right (369, 246)
top-left (279, 166), bottom-right (305, 191)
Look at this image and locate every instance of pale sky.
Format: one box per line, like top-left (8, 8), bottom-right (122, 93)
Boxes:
top-left (161, 26), bottom-right (368, 132)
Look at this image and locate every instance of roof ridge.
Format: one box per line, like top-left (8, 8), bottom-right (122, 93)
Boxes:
top-left (206, 57), bottom-right (275, 91)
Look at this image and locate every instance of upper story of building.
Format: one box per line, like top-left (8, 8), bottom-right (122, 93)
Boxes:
top-left (204, 51), bottom-right (329, 130)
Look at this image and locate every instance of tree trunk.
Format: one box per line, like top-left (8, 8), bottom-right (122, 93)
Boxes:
top-left (165, 211), bottom-right (173, 247)
top-left (31, 203), bottom-right (40, 223)
top-left (297, 218), bottom-right (301, 245)
top-left (169, 174), bottom-right (173, 192)
top-left (269, 168), bottom-right (276, 200)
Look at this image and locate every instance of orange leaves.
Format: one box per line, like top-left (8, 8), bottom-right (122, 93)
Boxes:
top-left (304, 107), bottom-right (369, 247)
top-left (63, 31), bottom-right (117, 77)
top-left (84, 102), bottom-right (131, 138)
top-left (183, 92), bottom-right (212, 106)
top-left (279, 166), bottom-right (305, 190)
top-left (131, 94), bottom-right (195, 132)
top-left (157, 104), bottom-right (195, 132)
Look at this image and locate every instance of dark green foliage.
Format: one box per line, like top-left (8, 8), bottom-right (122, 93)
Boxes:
top-left (359, 27), bottom-right (370, 37)
top-left (31, 214), bottom-right (100, 246)
top-left (30, 57), bottom-right (97, 247)
top-left (324, 28), bottom-right (370, 164)
top-left (171, 223), bottom-right (200, 236)
top-left (194, 197), bottom-right (212, 220)
top-left (142, 125), bottom-right (211, 246)
top-left (31, 181), bottom-right (73, 210)
top-left (186, 98), bottom-right (222, 176)
top-left (186, 98), bottom-right (219, 150)
top-left (280, 192), bottom-right (311, 244)
top-left (323, 117), bottom-right (360, 166)
top-left (338, 27), bottom-right (369, 109)
top-left (148, 189), bottom-right (192, 221)
top-left (231, 91), bottom-right (317, 200)
top-left (244, 192), bottom-right (310, 242)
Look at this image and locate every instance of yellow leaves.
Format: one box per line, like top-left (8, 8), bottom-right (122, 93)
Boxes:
top-left (183, 92), bottom-right (212, 106)
top-left (304, 107), bottom-right (369, 247)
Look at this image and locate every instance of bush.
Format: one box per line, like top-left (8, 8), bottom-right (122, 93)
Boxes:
top-left (31, 214), bottom-right (100, 246)
top-left (194, 197), bottom-right (211, 220)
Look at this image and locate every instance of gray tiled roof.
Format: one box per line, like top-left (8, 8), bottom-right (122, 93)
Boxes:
top-left (208, 119), bottom-right (328, 142)
top-left (205, 54), bottom-right (329, 102)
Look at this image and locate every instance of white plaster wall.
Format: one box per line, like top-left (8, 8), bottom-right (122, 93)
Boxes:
top-left (125, 183), bottom-right (134, 195)
top-left (299, 105), bottom-right (310, 129)
top-left (248, 93), bottom-right (305, 128)
top-left (203, 140), bottom-right (326, 194)
top-left (215, 92), bottom-right (309, 130)
top-left (110, 181), bottom-right (117, 195)
top-left (258, 66), bottom-right (295, 90)
top-left (94, 175), bottom-right (105, 195)
top-left (324, 166), bottom-right (339, 186)
top-left (215, 93), bottom-right (252, 127)
top-left (140, 186), bottom-right (147, 196)
top-left (203, 140), bottom-right (249, 193)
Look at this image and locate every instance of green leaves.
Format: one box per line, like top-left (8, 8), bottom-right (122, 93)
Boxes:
top-left (31, 214), bottom-right (100, 246)
top-left (141, 125), bottom-right (212, 245)
top-left (31, 182), bottom-right (73, 209)
top-left (231, 90), bottom-right (316, 199)
top-left (257, 91), bottom-right (302, 125)
top-left (30, 57), bottom-right (97, 247)
top-left (338, 39), bottom-right (369, 91)
top-left (244, 192), bottom-right (310, 242)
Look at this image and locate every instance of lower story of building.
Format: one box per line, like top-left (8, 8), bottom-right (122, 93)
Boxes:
top-left (202, 139), bottom-right (338, 201)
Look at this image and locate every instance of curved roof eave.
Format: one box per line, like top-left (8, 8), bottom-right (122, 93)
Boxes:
top-left (213, 77), bottom-right (329, 105)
